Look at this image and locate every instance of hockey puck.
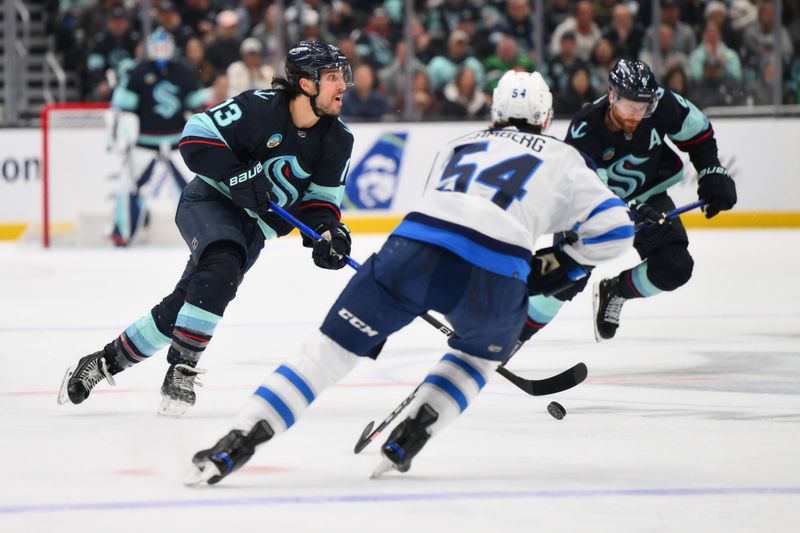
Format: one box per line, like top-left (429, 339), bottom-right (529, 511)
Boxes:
top-left (547, 401), bottom-right (566, 420)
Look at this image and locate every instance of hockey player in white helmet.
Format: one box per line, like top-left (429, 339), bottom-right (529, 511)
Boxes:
top-left (187, 70), bottom-right (634, 485)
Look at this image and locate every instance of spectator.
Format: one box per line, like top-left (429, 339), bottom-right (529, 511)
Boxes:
top-left (205, 10), bottom-right (243, 73)
top-left (484, 36), bottom-right (534, 93)
top-left (251, 4), bottom-right (288, 69)
top-left (664, 65), bottom-right (691, 98)
top-left (590, 38), bottom-right (616, 93)
top-left (426, 0), bottom-right (482, 57)
top-left (85, 6), bottom-right (139, 101)
top-left (412, 16), bottom-right (436, 64)
top-left (602, 3), bottom-right (644, 61)
top-left (439, 66), bottom-right (490, 119)
top-left (155, 1), bottom-right (194, 53)
top-left (550, 0), bottom-right (602, 62)
top-left (593, 0), bottom-right (619, 29)
top-left (690, 21), bottom-right (743, 83)
top-left (489, 0), bottom-right (535, 54)
top-left (342, 64), bottom-right (391, 120)
top-left (554, 65), bottom-right (597, 116)
top-left (742, 0), bottom-right (794, 69)
top-left (427, 29), bottom-right (485, 92)
top-left (234, 0), bottom-right (268, 42)
top-left (690, 21), bottom-right (744, 107)
top-left (640, 23), bottom-right (691, 81)
top-left (704, 1), bottom-right (742, 53)
top-left (546, 31), bottom-right (591, 94)
top-left (205, 73), bottom-right (230, 109)
top-left (379, 41), bottom-right (427, 105)
top-left (184, 37), bottom-right (217, 88)
top-left (179, 0), bottom-right (217, 40)
top-left (393, 70), bottom-right (440, 119)
top-left (351, 7), bottom-right (395, 69)
top-left (749, 55), bottom-right (793, 104)
top-left (227, 38), bottom-right (276, 96)
top-left (643, 0), bottom-right (697, 57)
top-left (545, 0), bottom-right (573, 37)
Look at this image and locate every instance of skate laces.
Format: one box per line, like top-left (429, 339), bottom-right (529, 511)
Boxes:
top-left (604, 294), bottom-right (626, 325)
top-left (171, 364), bottom-right (206, 392)
top-left (78, 355), bottom-right (116, 389)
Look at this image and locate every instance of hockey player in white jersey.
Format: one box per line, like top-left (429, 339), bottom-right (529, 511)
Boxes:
top-left (187, 70), bottom-right (634, 485)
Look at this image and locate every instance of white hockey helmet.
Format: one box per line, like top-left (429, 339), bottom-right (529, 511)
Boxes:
top-left (147, 28), bottom-right (175, 65)
top-left (491, 71), bottom-right (553, 130)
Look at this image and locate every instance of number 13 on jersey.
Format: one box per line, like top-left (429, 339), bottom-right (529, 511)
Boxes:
top-left (436, 142), bottom-right (542, 210)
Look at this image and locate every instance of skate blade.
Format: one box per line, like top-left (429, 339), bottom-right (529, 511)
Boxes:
top-left (56, 365), bottom-right (76, 405)
top-left (369, 457), bottom-right (395, 479)
top-left (184, 460), bottom-right (221, 486)
top-left (158, 397), bottom-right (191, 417)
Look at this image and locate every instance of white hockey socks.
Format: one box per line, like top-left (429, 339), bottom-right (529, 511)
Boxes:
top-left (405, 351), bottom-right (495, 437)
top-left (233, 329), bottom-right (361, 434)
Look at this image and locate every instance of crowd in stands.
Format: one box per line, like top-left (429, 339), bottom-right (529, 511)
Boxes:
top-left (48, 0), bottom-right (800, 120)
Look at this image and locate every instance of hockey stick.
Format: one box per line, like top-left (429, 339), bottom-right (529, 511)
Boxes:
top-left (267, 201), bottom-right (455, 337)
top-left (634, 199), bottom-right (706, 230)
top-left (266, 201), bottom-right (587, 398)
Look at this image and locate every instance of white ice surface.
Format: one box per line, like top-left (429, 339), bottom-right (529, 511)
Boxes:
top-left (1, 230), bottom-right (799, 532)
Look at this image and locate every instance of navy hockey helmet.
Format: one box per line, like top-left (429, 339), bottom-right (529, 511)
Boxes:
top-left (608, 59), bottom-right (659, 117)
top-left (285, 41), bottom-right (353, 90)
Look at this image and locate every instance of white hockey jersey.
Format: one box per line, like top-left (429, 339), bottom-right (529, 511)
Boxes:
top-left (391, 127), bottom-right (634, 280)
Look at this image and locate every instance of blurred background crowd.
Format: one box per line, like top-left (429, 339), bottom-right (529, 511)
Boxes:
top-left (46, 0), bottom-right (800, 120)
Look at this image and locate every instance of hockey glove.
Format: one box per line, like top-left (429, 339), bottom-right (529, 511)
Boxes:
top-left (697, 166), bottom-right (736, 219)
top-left (227, 161), bottom-right (274, 217)
top-left (527, 247), bottom-right (590, 297)
top-left (631, 202), bottom-right (672, 241)
top-left (311, 221), bottom-right (351, 270)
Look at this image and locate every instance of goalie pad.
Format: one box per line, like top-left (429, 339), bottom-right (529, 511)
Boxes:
top-left (105, 109), bottom-right (140, 154)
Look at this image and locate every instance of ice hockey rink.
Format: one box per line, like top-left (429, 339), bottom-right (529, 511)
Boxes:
top-left (1, 229), bottom-right (798, 533)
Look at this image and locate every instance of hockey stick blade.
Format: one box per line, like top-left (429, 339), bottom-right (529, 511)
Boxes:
top-left (354, 421), bottom-right (376, 454)
top-left (494, 362), bottom-right (588, 396)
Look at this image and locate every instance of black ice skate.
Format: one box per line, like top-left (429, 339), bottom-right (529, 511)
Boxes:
top-left (371, 403), bottom-right (438, 478)
top-left (57, 351), bottom-right (116, 405)
top-left (158, 363), bottom-right (206, 417)
top-left (593, 277), bottom-right (627, 341)
top-left (185, 420), bottom-right (274, 485)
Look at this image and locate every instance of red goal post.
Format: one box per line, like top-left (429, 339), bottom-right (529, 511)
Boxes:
top-left (39, 102), bottom-right (111, 247)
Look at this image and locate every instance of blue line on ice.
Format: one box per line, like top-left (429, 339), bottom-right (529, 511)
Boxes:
top-left (2, 487), bottom-right (799, 514)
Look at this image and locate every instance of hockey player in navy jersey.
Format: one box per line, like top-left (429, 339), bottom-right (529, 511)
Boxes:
top-left (186, 70), bottom-right (634, 485)
top-left (58, 41), bottom-right (355, 416)
top-left (107, 28), bottom-right (206, 246)
top-left (518, 59), bottom-right (737, 345)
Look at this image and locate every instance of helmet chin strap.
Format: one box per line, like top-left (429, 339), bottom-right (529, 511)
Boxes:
top-left (299, 82), bottom-right (327, 118)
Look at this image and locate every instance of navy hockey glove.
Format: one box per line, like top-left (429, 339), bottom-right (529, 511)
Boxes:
top-left (697, 166), bottom-right (736, 219)
top-left (631, 202), bottom-right (672, 241)
top-left (312, 221), bottom-right (351, 270)
top-left (527, 247), bottom-right (590, 297)
top-left (227, 161), bottom-right (274, 216)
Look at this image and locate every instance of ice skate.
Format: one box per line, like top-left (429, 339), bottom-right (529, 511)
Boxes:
top-left (57, 351), bottom-right (116, 405)
top-left (593, 277), bottom-right (626, 341)
top-left (158, 363), bottom-right (206, 417)
top-left (185, 420), bottom-right (274, 486)
top-left (371, 404), bottom-right (438, 479)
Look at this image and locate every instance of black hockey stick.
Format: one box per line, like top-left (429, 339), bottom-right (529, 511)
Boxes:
top-left (267, 202), bottom-right (586, 403)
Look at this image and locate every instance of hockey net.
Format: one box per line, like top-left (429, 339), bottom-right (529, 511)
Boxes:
top-left (29, 102), bottom-right (185, 247)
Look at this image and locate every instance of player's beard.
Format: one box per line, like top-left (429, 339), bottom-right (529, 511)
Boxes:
top-left (315, 95), bottom-right (342, 117)
top-left (609, 105), bottom-right (641, 134)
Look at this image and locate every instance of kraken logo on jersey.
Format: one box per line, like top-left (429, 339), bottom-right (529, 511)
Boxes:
top-left (343, 133), bottom-right (406, 210)
top-left (604, 154), bottom-right (649, 198)
top-left (263, 155), bottom-right (311, 207)
top-left (153, 80), bottom-right (181, 119)
top-left (570, 121), bottom-right (588, 139)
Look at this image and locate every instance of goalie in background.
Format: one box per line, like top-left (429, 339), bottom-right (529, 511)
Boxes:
top-left (107, 28), bottom-right (206, 246)
top-left (186, 70), bottom-right (634, 485)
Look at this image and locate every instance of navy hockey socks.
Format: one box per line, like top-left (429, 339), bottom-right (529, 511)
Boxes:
top-left (167, 302), bottom-right (221, 366)
top-left (104, 312), bottom-right (172, 373)
top-left (618, 263), bottom-right (662, 299)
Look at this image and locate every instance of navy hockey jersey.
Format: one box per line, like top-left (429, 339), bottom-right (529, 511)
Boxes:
top-left (564, 89), bottom-right (722, 203)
